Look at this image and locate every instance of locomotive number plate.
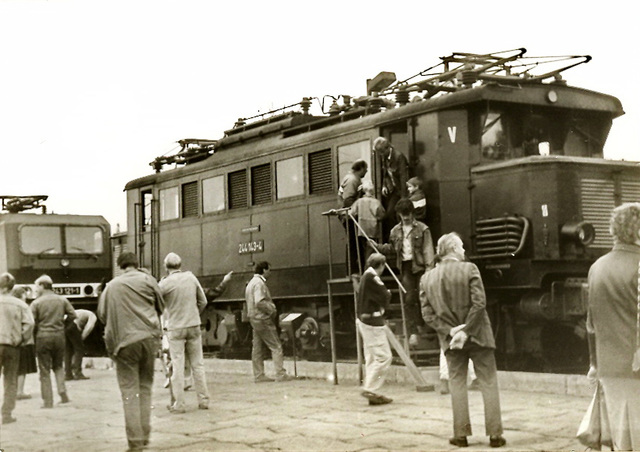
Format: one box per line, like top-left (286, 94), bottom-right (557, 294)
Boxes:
top-left (238, 240), bottom-right (264, 254)
top-left (53, 286), bottom-right (81, 296)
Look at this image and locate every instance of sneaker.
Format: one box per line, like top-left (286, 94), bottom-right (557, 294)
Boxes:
top-left (449, 436), bottom-right (468, 447)
top-left (409, 334), bottom-right (419, 347)
top-left (166, 405), bottom-right (186, 414)
top-left (16, 393), bottom-right (32, 400)
top-left (74, 374), bottom-right (90, 380)
top-left (60, 393), bottom-right (70, 404)
top-left (489, 436), bottom-right (506, 448)
top-left (254, 375), bottom-right (275, 383)
top-left (2, 416), bottom-right (17, 424)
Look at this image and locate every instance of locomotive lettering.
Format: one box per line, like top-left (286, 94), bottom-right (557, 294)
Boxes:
top-left (238, 240), bottom-right (264, 254)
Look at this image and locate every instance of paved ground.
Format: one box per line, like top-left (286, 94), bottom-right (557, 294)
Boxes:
top-left (0, 359), bottom-right (592, 452)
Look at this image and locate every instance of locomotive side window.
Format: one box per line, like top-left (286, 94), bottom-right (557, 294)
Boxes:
top-left (481, 112), bottom-right (509, 161)
top-left (141, 190), bottom-right (153, 232)
top-left (159, 186), bottom-right (179, 221)
top-left (181, 181), bottom-right (199, 218)
top-left (251, 163), bottom-right (272, 206)
top-left (202, 175), bottom-right (225, 213)
top-left (20, 226), bottom-right (62, 254)
top-left (337, 140), bottom-right (372, 185)
top-left (228, 169), bottom-right (248, 209)
top-left (276, 156), bottom-right (304, 199)
top-left (66, 226), bottom-right (104, 254)
top-left (308, 149), bottom-right (332, 195)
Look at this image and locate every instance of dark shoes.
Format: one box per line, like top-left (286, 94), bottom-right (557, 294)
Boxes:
top-left (74, 374), bottom-right (90, 380)
top-left (198, 403), bottom-right (209, 410)
top-left (449, 436), bottom-right (468, 447)
top-left (254, 375), bottom-right (275, 383)
top-left (60, 393), bottom-right (70, 404)
top-left (361, 391), bottom-right (393, 405)
top-left (41, 403), bottom-right (53, 409)
top-left (16, 393), bottom-right (32, 400)
top-left (2, 416), bottom-right (17, 424)
top-left (490, 436), bottom-right (507, 448)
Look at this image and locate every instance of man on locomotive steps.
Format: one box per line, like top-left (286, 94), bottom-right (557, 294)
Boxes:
top-left (373, 137), bottom-right (409, 239)
top-left (245, 261), bottom-right (292, 383)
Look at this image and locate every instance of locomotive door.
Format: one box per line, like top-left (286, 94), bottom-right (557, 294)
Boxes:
top-left (134, 188), bottom-right (159, 277)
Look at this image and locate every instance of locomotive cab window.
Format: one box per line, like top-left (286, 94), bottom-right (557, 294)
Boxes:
top-left (276, 156), bottom-right (304, 199)
top-left (337, 140), bottom-right (372, 186)
top-left (20, 226), bottom-right (62, 254)
top-left (66, 226), bottom-right (104, 254)
top-left (476, 105), bottom-right (608, 163)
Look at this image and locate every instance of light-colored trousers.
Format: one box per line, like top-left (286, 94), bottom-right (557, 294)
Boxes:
top-left (168, 325), bottom-right (209, 410)
top-left (357, 319), bottom-right (392, 394)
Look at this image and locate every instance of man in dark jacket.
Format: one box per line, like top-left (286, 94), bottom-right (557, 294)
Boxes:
top-left (420, 232), bottom-right (506, 448)
top-left (357, 253), bottom-right (393, 405)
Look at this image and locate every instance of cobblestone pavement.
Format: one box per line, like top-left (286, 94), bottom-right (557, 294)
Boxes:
top-left (0, 360), bottom-right (591, 452)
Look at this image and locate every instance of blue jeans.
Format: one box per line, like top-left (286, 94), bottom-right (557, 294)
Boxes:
top-left (35, 333), bottom-right (67, 406)
top-left (250, 318), bottom-right (286, 379)
top-left (0, 344), bottom-right (19, 419)
top-left (114, 337), bottom-right (158, 449)
top-left (168, 325), bottom-right (209, 410)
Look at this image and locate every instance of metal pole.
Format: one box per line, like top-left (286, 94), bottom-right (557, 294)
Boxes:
top-left (353, 277), bottom-right (364, 384)
top-left (327, 281), bottom-right (338, 385)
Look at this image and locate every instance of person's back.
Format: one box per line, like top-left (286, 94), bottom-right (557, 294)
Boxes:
top-left (99, 269), bottom-right (163, 356)
top-left (159, 270), bottom-right (206, 330)
top-left (350, 194), bottom-right (385, 240)
top-left (0, 294), bottom-right (33, 347)
top-left (31, 292), bottom-right (73, 336)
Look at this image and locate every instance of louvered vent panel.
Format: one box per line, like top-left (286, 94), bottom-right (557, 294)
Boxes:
top-left (228, 170), bottom-right (247, 209)
top-left (581, 179), bottom-right (615, 248)
top-left (251, 164), bottom-right (272, 206)
top-left (621, 180), bottom-right (640, 203)
top-left (308, 149), bottom-right (332, 195)
top-left (474, 216), bottom-right (526, 258)
top-left (181, 181), bottom-right (198, 218)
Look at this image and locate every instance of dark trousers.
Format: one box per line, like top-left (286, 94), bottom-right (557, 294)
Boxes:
top-left (342, 217), bottom-right (360, 274)
top-left (446, 343), bottom-right (503, 438)
top-left (114, 337), bottom-right (158, 450)
top-left (0, 344), bottom-right (19, 419)
top-left (400, 261), bottom-right (423, 335)
top-left (35, 333), bottom-right (67, 406)
top-left (382, 193), bottom-right (401, 239)
top-left (65, 323), bottom-right (85, 378)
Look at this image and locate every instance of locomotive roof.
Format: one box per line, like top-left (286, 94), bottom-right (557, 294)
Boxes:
top-left (0, 212), bottom-right (110, 226)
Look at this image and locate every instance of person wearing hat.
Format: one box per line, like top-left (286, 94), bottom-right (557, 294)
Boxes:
top-left (30, 274), bottom-right (76, 408)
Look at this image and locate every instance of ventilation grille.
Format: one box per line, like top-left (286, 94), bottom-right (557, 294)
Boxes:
top-left (580, 179), bottom-right (615, 249)
top-left (621, 180), bottom-right (640, 203)
top-left (475, 216), bottom-right (528, 258)
top-left (228, 170), bottom-right (247, 209)
top-left (308, 149), bottom-right (332, 195)
top-left (181, 181), bottom-right (198, 218)
top-left (251, 164), bottom-right (272, 206)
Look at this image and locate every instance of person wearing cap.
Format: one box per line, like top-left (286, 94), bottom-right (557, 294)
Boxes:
top-left (98, 252), bottom-right (164, 452)
top-left (0, 273), bottom-right (34, 424)
top-left (159, 252), bottom-right (220, 413)
top-left (30, 274), bottom-right (76, 408)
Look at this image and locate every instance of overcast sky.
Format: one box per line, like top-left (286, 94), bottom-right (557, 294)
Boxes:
top-left (1, 0), bottom-right (637, 230)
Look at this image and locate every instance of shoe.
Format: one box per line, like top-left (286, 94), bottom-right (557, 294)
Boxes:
top-left (275, 374), bottom-right (294, 382)
top-left (65, 374), bottom-right (74, 381)
top-left (489, 436), bottom-right (506, 448)
top-left (16, 393), bottom-right (32, 400)
top-left (166, 405), bottom-right (186, 414)
top-left (254, 375), bottom-right (275, 383)
top-left (2, 416), bottom-right (17, 424)
top-left (198, 403), bottom-right (209, 410)
top-left (163, 378), bottom-right (171, 389)
top-left (409, 334), bottom-right (419, 347)
top-left (41, 403), bottom-right (53, 409)
top-left (449, 436), bottom-right (468, 447)
top-left (184, 384), bottom-right (192, 391)
top-left (60, 393), bottom-right (70, 404)
top-left (74, 374), bottom-right (90, 380)
top-left (439, 379), bottom-right (450, 395)
top-left (368, 394), bottom-right (393, 405)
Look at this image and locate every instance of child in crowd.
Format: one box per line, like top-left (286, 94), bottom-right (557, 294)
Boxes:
top-left (349, 180), bottom-right (386, 273)
top-left (406, 177), bottom-right (426, 222)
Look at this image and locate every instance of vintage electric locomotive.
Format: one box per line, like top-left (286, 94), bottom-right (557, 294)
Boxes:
top-left (124, 49), bottom-right (640, 372)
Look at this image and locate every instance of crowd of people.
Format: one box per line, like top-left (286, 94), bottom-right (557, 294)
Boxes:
top-left (2, 137), bottom-right (639, 451)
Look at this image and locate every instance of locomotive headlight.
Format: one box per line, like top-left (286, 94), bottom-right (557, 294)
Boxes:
top-left (60, 258), bottom-right (70, 268)
top-left (561, 221), bottom-right (595, 246)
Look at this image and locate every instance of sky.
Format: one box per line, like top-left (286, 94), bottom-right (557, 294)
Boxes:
top-left (1, 0), bottom-right (638, 231)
